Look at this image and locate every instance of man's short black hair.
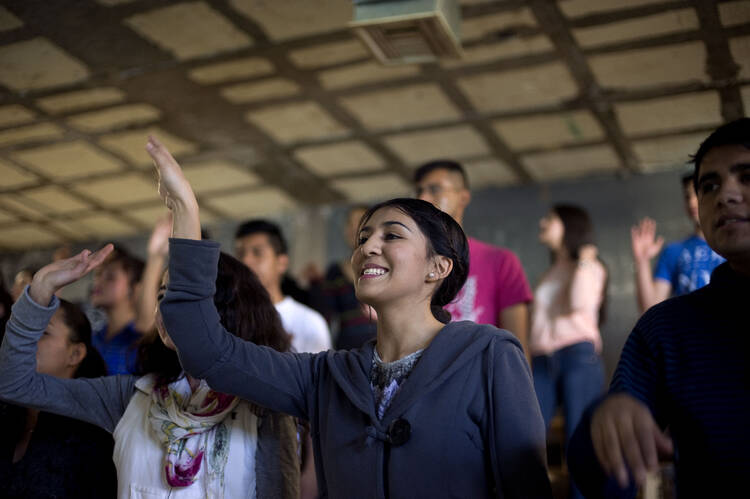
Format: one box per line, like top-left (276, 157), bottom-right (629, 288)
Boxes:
top-left (413, 159), bottom-right (469, 189)
top-left (681, 172), bottom-right (694, 190)
top-left (234, 219), bottom-right (288, 255)
top-left (106, 246), bottom-right (144, 290)
top-left (692, 118), bottom-right (750, 191)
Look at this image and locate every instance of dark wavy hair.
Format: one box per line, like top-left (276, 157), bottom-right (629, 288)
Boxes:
top-left (551, 204), bottom-right (608, 326)
top-left (357, 198), bottom-right (469, 324)
top-left (57, 299), bottom-right (108, 378)
top-left (137, 252), bottom-right (291, 383)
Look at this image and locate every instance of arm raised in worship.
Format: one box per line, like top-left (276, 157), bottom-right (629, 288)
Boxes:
top-left (631, 218), bottom-right (672, 314)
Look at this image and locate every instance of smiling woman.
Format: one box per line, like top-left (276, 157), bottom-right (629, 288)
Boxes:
top-left (148, 135), bottom-right (553, 498)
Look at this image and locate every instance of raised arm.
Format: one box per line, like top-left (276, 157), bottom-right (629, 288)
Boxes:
top-left (0, 247), bottom-right (137, 433)
top-left (133, 215), bottom-right (171, 333)
top-left (631, 218), bottom-right (672, 313)
top-left (147, 136), bottom-right (318, 420)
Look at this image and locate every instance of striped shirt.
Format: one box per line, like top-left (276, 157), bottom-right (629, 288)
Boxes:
top-left (568, 262), bottom-right (750, 498)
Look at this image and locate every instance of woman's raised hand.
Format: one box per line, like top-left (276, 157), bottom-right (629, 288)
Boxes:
top-left (29, 244), bottom-right (114, 307)
top-left (146, 136), bottom-right (201, 240)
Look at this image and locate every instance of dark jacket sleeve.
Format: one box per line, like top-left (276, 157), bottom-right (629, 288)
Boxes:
top-left (161, 238), bottom-right (318, 420)
top-left (489, 337), bottom-right (552, 498)
top-left (567, 315), bottom-right (664, 499)
top-left (0, 288), bottom-right (136, 433)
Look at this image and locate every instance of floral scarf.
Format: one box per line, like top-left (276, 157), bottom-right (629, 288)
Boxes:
top-left (149, 374), bottom-right (239, 497)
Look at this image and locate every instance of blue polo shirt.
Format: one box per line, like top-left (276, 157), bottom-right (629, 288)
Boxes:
top-left (653, 235), bottom-right (724, 296)
top-left (91, 322), bottom-right (140, 375)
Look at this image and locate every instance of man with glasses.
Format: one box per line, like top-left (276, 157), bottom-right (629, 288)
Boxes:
top-left (414, 160), bottom-right (533, 354)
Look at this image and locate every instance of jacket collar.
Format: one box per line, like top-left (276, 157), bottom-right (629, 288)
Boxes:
top-left (326, 321), bottom-right (501, 426)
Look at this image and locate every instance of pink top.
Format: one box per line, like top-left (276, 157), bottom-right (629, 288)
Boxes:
top-left (529, 259), bottom-right (606, 356)
top-left (445, 238), bottom-right (533, 327)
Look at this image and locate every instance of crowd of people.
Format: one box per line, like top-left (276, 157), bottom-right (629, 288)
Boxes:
top-left (0, 117), bottom-right (747, 498)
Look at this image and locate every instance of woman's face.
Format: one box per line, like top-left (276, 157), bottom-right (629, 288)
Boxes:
top-left (36, 309), bottom-right (80, 379)
top-left (155, 272), bottom-right (175, 351)
top-left (351, 206), bottom-right (433, 308)
top-left (539, 211), bottom-right (565, 250)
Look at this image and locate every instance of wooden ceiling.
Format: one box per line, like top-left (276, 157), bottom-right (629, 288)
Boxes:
top-left (0, 0), bottom-right (748, 250)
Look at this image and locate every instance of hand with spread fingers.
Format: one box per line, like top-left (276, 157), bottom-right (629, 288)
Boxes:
top-left (146, 135), bottom-right (201, 240)
top-left (29, 244), bottom-right (114, 307)
top-left (590, 393), bottom-right (673, 489)
top-left (630, 218), bottom-right (664, 264)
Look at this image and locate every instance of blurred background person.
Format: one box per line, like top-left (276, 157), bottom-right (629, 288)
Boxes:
top-left (0, 298), bottom-right (116, 498)
top-left (631, 173), bottom-right (724, 314)
top-left (305, 205), bottom-right (377, 350)
top-left (529, 204), bottom-right (608, 499)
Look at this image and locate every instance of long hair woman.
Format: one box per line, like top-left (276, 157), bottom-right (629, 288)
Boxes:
top-left (0, 247), bottom-right (299, 498)
top-left (0, 299), bottom-right (116, 498)
top-left (529, 203), bottom-right (608, 499)
top-left (147, 136), bottom-right (551, 498)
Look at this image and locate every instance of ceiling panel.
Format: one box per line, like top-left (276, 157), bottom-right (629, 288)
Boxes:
top-left (66, 104), bottom-right (162, 133)
top-left (98, 127), bottom-right (197, 166)
top-left (220, 78), bottom-right (301, 104)
top-left (124, 2), bottom-right (253, 60)
top-left (457, 62), bottom-right (578, 113)
top-left (318, 62), bottom-right (419, 90)
top-left (560, 0), bottom-right (660, 18)
top-left (73, 172), bottom-right (160, 206)
top-left (589, 42), bottom-right (707, 89)
top-left (35, 87), bottom-right (127, 114)
top-left (523, 145), bottom-right (621, 181)
top-left (0, 37), bottom-right (89, 91)
top-left (730, 36), bottom-right (750, 79)
top-left (0, 225), bottom-right (62, 249)
top-left (632, 132), bottom-right (709, 172)
top-left (21, 185), bottom-right (92, 213)
top-left (0, 105), bottom-right (36, 128)
top-left (493, 111), bottom-right (604, 150)
top-left (332, 173), bottom-right (411, 202)
top-left (615, 92), bottom-right (722, 136)
top-left (339, 84), bottom-right (462, 130)
top-left (0, 194), bottom-right (49, 221)
top-left (294, 140), bottom-right (385, 177)
top-left (719, 1), bottom-right (750, 27)
top-left (0, 209), bottom-right (18, 224)
top-left (0, 6), bottom-right (23, 31)
top-left (188, 57), bottom-right (274, 85)
top-left (203, 187), bottom-right (296, 218)
top-left (0, 123), bottom-right (65, 148)
top-left (461, 8), bottom-right (538, 42)
top-left (288, 39), bottom-right (369, 68)
top-left (245, 101), bottom-right (348, 144)
top-left (11, 141), bottom-right (125, 180)
top-left (182, 160), bottom-right (261, 193)
top-left (76, 214), bottom-right (140, 237)
top-left (230, 0), bottom-right (351, 42)
top-left (463, 157), bottom-right (518, 188)
top-left (0, 159), bottom-right (39, 188)
top-left (384, 125), bottom-right (491, 166)
top-left (573, 9), bottom-right (698, 48)
top-left (441, 36), bottom-right (554, 69)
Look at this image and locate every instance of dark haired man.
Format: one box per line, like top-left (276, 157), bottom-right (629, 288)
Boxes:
top-left (90, 246), bottom-right (151, 374)
top-left (413, 160), bottom-right (532, 353)
top-left (567, 118), bottom-right (750, 497)
top-left (630, 173), bottom-right (724, 314)
top-left (234, 220), bottom-right (331, 354)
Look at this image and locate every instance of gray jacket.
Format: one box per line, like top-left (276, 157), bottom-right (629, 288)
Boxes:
top-left (0, 288), bottom-right (299, 499)
top-left (162, 238), bottom-right (552, 498)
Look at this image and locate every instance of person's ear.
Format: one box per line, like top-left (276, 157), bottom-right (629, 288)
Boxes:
top-left (427, 255), bottom-right (453, 282)
top-left (68, 343), bottom-right (86, 369)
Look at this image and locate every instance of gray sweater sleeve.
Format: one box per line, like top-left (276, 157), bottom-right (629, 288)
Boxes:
top-left (0, 288), bottom-right (136, 433)
top-left (160, 238), bottom-right (318, 420)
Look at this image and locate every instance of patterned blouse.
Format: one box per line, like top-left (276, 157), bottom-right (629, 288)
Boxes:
top-left (370, 348), bottom-right (423, 420)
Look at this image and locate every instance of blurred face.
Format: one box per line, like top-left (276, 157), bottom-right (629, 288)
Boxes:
top-left (351, 207), bottom-right (433, 308)
top-left (539, 212), bottom-right (565, 250)
top-left (344, 208), bottom-right (368, 250)
top-left (415, 169), bottom-right (470, 223)
top-left (91, 262), bottom-right (131, 309)
top-left (234, 233), bottom-right (288, 293)
top-left (154, 273), bottom-right (175, 351)
top-left (36, 309), bottom-right (80, 379)
top-left (683, 182), bottom-right (700, 226)
top-left (696, 144), bottom-right (750, 264)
